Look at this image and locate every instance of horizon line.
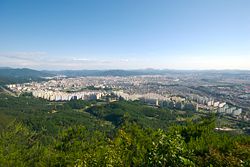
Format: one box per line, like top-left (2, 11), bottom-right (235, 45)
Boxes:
top-left (1, 66), bottom-right (250, 72)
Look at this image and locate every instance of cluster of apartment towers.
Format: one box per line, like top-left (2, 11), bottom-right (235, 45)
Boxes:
top-left (192, 96), bottom-right (242, 116)
top-left (32, 90), bottom-right (103, 101)
top-left (32, 90), bottom-right (242, 117)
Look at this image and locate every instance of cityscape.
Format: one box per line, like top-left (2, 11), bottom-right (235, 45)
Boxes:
top-left (7, 73), bottom-right (249, 121)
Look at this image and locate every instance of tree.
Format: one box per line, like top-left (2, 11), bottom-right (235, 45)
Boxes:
top-left (147, 129), bottom-right (194, 166)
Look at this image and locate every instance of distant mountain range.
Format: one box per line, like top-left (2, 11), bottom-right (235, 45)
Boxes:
top-left (45, 69), bottom-right (173, 77)
top-left (0, 67), bottom-right (250, 84)
top-left (0, 68), bottom-right (53, 78)
top-left (0, 68), bottom-right (53, 84)
top-left (0, 68), bottom-right (173, 79)
top-left (40, 68), bottom-right (250, 78)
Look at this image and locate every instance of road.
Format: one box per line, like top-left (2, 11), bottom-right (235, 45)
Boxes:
top-left (0, 86), bottom-right (18, 97)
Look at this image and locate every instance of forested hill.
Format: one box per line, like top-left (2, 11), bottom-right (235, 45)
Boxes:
top-left (0, 93), bottom-right (250, 166)
top-left (0, 68), bottom-right (53, 84)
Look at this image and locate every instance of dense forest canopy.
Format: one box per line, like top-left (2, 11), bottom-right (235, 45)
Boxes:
top-left (0, 93), bottom-right (250, 166)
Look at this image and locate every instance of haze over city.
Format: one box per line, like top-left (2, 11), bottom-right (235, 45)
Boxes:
top-left (0, 0), bottom-right (250, 70)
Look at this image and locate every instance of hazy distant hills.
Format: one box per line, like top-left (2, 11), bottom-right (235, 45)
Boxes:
top-left (45, 69), bottom-right (250, 79)
top-left (47, 69), bottom-right (168, 77)
top-left (0, 68), bottom-right (52, 78)
top-left (0, 68), bottom-right (177, 79)
top-left (0, 68), bottom-right (53, 84)
top-left (0, 67), bottom-right (250, 85)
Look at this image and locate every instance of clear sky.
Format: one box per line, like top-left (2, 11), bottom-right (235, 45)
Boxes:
top-left (0, 0), bottom-right (250, 70)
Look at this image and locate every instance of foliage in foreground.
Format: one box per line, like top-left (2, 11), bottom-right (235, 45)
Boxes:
top-left (0, 94), bottom-right (250, 166)
top-left (0, 118), bottom-right (250, 167)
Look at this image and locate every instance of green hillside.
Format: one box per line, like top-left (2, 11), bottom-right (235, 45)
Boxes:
top-left (0, 93), bottom-right (250, 166)
top-left (0, 68), bottom-right (53, 85)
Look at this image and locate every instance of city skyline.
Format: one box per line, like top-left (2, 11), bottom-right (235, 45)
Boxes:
top-left (0, 0), bottom-right (250, 70)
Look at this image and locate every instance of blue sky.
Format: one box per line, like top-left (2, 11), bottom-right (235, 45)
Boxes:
top-left (0, 0), bottom-right (250, 70)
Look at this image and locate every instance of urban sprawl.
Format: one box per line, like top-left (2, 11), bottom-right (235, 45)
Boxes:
top-left (7, 75), bottom-right (250, 121)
